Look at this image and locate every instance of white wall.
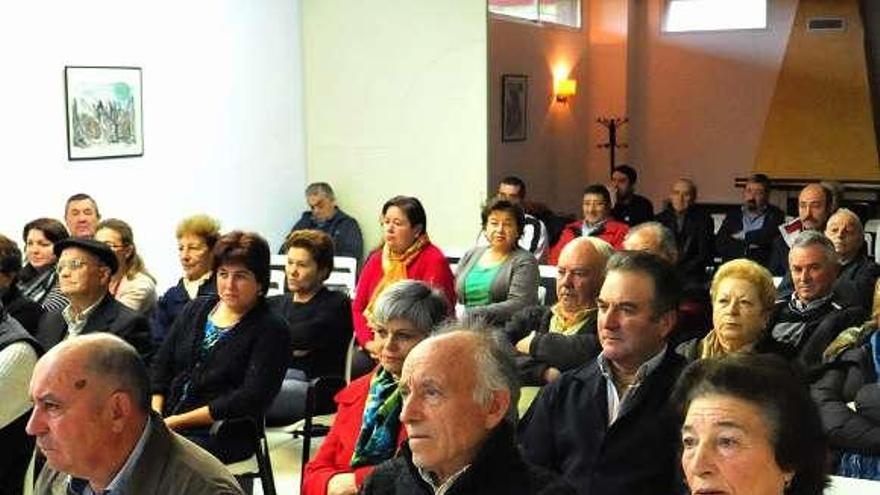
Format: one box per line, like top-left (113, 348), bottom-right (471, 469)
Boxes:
top-left (0, 0), bottom-right (306, 289)
top-left (302, 0), bottom-right (488, 253)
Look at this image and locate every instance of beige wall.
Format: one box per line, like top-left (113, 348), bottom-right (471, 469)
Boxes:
top-left (302, 0), bottom-right (488, 252)
top-left (488, 6), bottom-right (592, 215)
top-left (628, 0), bottom-right (799, 207)
top-left (756, 0), bottom-right (880, 180)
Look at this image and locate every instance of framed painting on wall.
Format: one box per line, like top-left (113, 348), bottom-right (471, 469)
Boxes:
top-left (65, 66), bottom-right (143, 160)
top-left (502, 74), bottom-right (528, 142)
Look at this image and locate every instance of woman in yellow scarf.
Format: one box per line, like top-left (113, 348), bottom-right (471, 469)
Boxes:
top-left (677, 258), bottom-right (776, 360)
top-left (351, 196), bottom-right (455, 361)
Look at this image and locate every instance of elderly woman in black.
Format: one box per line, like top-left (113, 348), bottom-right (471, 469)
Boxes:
top-left (150, 231), bottom-right (290, 461)
top-left (269, 229), bottom-right (352, 378)
top-left (675, 354), bottom-right (829, 495)
top-left (16, 218), bottom-right (69, 312)
top-left (811, 279), bottom-right (880, 480)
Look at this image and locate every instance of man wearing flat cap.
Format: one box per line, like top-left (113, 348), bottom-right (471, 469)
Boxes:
top-left (35, 238), bottom-right (152, 362)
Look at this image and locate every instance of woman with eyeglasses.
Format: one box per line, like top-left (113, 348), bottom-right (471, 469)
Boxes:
top-left (95, 218), bottom-right (157, 315)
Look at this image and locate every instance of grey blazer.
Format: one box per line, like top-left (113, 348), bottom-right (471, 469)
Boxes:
top-left (455, 246), bottom-right (539, 325)
top-left (34, 413), bottom-right (243, 495)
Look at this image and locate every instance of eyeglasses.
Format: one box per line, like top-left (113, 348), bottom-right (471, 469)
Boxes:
top-left (56, 259), bottom-right (90, 273)
top-left (102, 242), bottom-right (126, 251)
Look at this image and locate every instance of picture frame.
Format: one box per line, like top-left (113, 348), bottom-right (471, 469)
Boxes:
top-left (501, 74), bottom-right (528, 142)
top-left (65, 66), bottom-right (143, 160)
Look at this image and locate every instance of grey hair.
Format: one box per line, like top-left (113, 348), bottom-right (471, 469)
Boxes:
top-left (827, 207), bottom-right (863, 235)
top-left (69, 333), bottom-right (150, 412)
top-left (371, 280), bottom-right (449, 335)
top-left (625, 221), bottom-right (679, 264)
top-left (434, 320), bottom-right (520, 424)
top-left (304, 182), bottom-right (335, 200)
top-left (790, 230), bottom-right (840, 266)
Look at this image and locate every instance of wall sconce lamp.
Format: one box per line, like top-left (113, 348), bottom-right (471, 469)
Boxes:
top-left (555, 79), bottom-right (577, 103)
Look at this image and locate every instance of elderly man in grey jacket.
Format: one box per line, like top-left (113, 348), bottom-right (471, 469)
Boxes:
top-left (27, 333), bottom-right (242, 495)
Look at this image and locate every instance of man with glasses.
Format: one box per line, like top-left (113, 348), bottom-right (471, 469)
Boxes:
top-left (35, 238), bottom-right (152, 362)
top-left (503, 237), bottom-right (612, 385)
top-left (280, 182), bottom-right (364, 266)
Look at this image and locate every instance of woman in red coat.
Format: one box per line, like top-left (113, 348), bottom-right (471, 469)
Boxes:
top-left (351, 196), bottom-right (455, 359)
top-left (303, 280), bottom-right (449, 495)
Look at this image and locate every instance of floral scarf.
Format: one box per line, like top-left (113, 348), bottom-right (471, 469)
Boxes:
top-left (350, 367), bottom-right (402, 467)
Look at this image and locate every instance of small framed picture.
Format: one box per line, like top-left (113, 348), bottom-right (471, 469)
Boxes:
top-left (65, 66), bottom-right (143, 160)
top-left (501, 74), bottom-right (527, 142)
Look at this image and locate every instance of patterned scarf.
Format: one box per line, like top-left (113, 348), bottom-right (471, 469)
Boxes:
top-left (350, 367), bottom-right (403, 467)
top-left (16, 264), bottom-right (57, 306)
top-left (837, 331), bottom-right (880, 480)
top-left (363, 234), bottom-right (430, 324)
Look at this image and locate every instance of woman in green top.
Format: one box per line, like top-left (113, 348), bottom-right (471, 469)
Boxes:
top-left (454, 198), bottom-right (539, 325)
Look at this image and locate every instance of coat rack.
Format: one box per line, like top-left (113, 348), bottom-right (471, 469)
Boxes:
top-left (597, 116), bottom-right (628, 176)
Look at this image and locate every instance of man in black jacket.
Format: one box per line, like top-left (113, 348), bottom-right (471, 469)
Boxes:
top-left (715, 173), bottom-right (785, 271)
top-left (519, 251), bottom-right (686, 495)
top-left (824, 208), bottom-right (880, 310)
top-left (362, 330), bottom-right (575, 495)
top-left (35, 238), bottom-right (152, 362)
top-left (655, 177), bottom-right (714, 291)
top-left (280, 182), bottom-right (363, 266)
top-left (504, 237), bottom-right (612, 385)
top-left (766, 231), bottom-right (866, 370)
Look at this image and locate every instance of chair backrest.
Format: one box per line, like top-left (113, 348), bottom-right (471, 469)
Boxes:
top-left (865, 218), bottom-right (880, 260)
top-left (326, 256), bottom-right (357, 297)
top-left (268, 254), bottom-right (287, 297)
top-left (267, 254), bottom-right (358, 298)
top-left (538, 264), bottom-right (557, 306)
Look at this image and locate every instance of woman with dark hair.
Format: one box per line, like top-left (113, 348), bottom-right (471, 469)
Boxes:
top-left (674, 354), bottom-right (829, 495)
top-left (454, 198), bottom-right (538, 324)
top-left (17, 218), bottom-right (69, 312)
top-left (303, 280), bottom-right (448, 495)
top-left (150, 231), bottom-right (290, 461)
top-left (268, 229), bottom-right (352, 378)
top-left (95, 218), bottom-right (157, 314)
top-left (153, 214), bottom-right (221, 345)
top-left (0, 235), bottom-right (43, 333)
top-left (811, 279), bottom-right (880, 480)
top-left (351, 196), bottom-right (455, 360)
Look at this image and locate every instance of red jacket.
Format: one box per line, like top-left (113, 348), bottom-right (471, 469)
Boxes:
top-left (302, 370), bottom-right (408, 495)
top-left (547, 219), bottom-right (629, 264)
top-left (351, 243), bottom-right (456, 346)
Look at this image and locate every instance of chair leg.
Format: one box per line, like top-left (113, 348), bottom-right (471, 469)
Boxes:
top-left (299, 413), bottom-right (313, 491)
top-left (255, 434), bottom-right (277, 495)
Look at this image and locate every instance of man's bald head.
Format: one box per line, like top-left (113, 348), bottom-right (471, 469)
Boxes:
top-left (39, 334), bottom-right (150, 412)
top-left (623, 222), bottom-right (678, 264)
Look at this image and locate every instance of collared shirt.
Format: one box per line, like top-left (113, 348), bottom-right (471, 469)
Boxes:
top-left (62, 295), bottom-right (107, 338)
top-left (182, 270), bottom-right (213, 300)
top-left (68, 418), bottom-right (151, 495)
top-left (597, 346), bottom-right (667, 425)
top-left (741, 205), bottom-right (768, 233)
top-left (581, 220), bottom-right (606, 237)
top-left (417, 465), bottom-right (471, 495)
top-left (549, 304), bottom-right (595, 336)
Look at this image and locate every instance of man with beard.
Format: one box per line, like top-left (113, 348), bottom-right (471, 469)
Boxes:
top-left (609, 165), bottom-right (654, 227)
top-left (715, 174), bottom-right (785, 272)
